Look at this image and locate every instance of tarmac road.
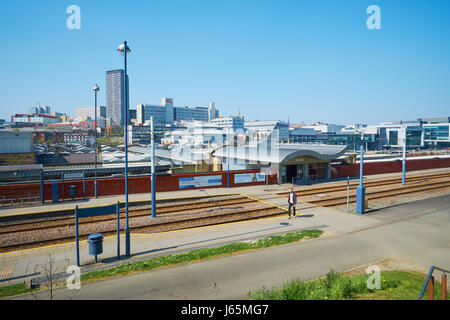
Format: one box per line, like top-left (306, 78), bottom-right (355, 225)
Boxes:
top-left (11, 194), bottom-right (450, 300)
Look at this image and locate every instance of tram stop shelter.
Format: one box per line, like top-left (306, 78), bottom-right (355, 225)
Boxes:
top-left (212, 143), bottom-right (347, 184)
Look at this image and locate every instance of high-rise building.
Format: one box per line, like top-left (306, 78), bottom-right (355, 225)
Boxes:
top-left (208, 101), bottom-right (219, 121)
top-left (106, 69), bottom-right (129, 126)
top-left (29, 104), bottom-right (50, 115)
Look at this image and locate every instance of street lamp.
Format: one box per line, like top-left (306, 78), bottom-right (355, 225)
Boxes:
top-left (118, 41), bottom-right (131, 257)
top-left (93, 84), bottom-right (100, 199)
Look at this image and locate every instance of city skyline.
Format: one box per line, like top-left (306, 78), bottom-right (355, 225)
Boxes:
top-left (0, 1), bottom-right (449, 125)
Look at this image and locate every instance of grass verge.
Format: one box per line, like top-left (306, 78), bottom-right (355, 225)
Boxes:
top-left (81, 229), bottom-right (323, 282)
top-left (0, 283), bottom-right (36, 299)
top-left (248, 269), bottom-right (449, 300)
top-left (0, 229), bottom-right (323, 298)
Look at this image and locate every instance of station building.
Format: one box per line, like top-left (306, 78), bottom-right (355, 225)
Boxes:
top-left (212, 143), bottom-right (347, 184)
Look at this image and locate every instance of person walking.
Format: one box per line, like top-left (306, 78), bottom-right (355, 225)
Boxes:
top-left (288, 187), bottom-right (297, 219)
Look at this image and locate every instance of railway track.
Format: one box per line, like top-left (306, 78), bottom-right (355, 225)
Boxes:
top-left (307, 180), bottom-right (450, 207)
top-left (0, 195), bottom-right (255, 235)
top-left (0, 203), bottom-right (284, 253)
top-left (276, 172), bottom-right (450, 197)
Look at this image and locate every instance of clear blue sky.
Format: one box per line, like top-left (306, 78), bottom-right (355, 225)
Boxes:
top-left (0, 0), bottom-right (449, 125)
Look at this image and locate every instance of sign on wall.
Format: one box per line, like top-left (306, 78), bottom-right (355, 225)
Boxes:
top-left (64, 172), bottom-right (84, 179)
top-left (234, 172), bottom-right (266, 184)
top-left (179, 175), bottom-right (223, 189)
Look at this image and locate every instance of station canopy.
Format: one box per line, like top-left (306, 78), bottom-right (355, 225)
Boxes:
top-left (213, 143), bottom-right (347, 164)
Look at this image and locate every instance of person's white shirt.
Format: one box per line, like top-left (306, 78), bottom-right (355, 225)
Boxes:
top-left (289, 192), bottom-right (294, 204)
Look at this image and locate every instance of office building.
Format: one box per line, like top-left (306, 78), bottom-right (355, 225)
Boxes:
top-left (244, 120), bottom-right (290, 142)
top-left (75, 106), bottom-right (106, 120)
top-left (11, 114), bottom-right (59, 126)
top-left (208, 101), bottom-right (219, 121)
top-left (136, 97), bottom-right (213, 126)
top-left (28, 104), bottom-right (50, 115)
top-left (210, 116), bottom-right (245, 131)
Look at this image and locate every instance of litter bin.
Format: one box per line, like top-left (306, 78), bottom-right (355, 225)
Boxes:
top-left (51, 181), bottom-right (59, 203)
top-left (88, 233), bottom-right (103, 263)
top-left (69, 185), bottom-right (76, 200)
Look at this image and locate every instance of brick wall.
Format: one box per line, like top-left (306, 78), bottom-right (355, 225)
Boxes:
top-left (331, 157), bottom-right (450, 178)
top-left (0, 170), bottom-right (278, 202)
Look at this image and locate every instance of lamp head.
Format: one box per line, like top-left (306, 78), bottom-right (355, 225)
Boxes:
top-left (93, 84), bottom-right (100, 92)
top-left (117, 42), bottom-right (131, 53)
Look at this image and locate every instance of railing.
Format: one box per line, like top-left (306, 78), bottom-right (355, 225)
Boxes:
top-left (0, 194), bottom-right (40, 206)
top-left (416, 265), bottom-right (449, 300)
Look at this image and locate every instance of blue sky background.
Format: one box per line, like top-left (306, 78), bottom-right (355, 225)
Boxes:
top-left (0, 0), bottom-right (449, 125)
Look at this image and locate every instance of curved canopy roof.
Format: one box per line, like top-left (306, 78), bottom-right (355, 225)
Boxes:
top-left (213, 143), bottom-right (347, 164)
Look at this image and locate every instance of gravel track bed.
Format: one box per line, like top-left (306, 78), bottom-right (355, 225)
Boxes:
top-left (0, 197), bottom-right (253, 233)
top-left (298, 177), bottom-right (450, 204)
top-left (333, 186), bottom-right (450, 213)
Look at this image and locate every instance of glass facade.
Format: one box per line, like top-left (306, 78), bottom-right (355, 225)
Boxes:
top-left (174, 107), bottom-right (209, 122)
top-left (327, 134), bottom-right (375, 150)
top-left (424, 125), bottom-right (449, 141)
top-left (406, 127), bottom-right (422, 146)
top-left (388, 131), bottom-right (398, 146)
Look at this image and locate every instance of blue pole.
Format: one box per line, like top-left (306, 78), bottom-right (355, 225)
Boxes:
top-left (75, 205), bottom-right (80, 267)
top-left (82, 171), bottom-right (86, 200)
top-left (40, 169), bottom-right (44, 204)
top-left (116, 201), bottom-right (120, 260)
top-left (356, 143), bottom-right (366, 214)
top-left (94, 89), bottom-right (98, 198)
top-left (151, 117), bottom-right (156, 219)
top-left (62, 173), bottom-right (64, 202)
top-left (227, 135), bottom-right (230, 188)
top-left (123, 41), bottom-right (130, 257)
top-left (402, 139), bottom-right (406, 185)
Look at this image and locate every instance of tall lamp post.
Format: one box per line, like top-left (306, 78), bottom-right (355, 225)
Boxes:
top-left (355, 130), bottom-right (366, 214)
top-left (118, 41), bottom-right (131, 257)
top-left (93, 84), bottom-right (100, 198)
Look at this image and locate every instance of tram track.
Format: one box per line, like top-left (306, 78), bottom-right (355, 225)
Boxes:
top-left (276, 172), bottom-right (450, 197)
top-left (0, 203), bottom-right (284, 253)
top-left (0, 196), bottom-right (254, 235)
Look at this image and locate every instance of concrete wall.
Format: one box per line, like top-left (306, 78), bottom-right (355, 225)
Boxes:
top-left (0, 131), bottom-right (34, 154)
